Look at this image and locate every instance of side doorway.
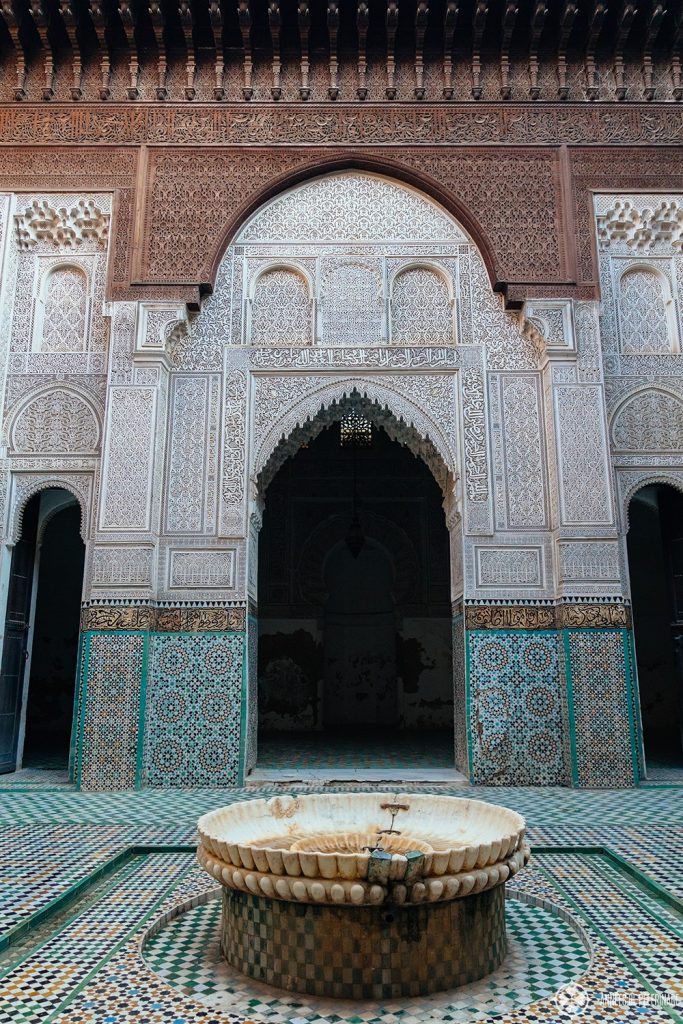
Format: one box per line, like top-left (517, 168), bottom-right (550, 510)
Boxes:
top-left (627, 484), bottom-right (683, 771)
top-left (0, 489), bottom-right (84, 774)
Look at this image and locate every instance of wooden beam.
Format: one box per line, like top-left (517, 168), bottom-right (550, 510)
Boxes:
top-left (614, 0), bottom-right (637, 100)
top-left (672, 4), bottom-right (683, 98)
top-left (327, 0), bottom-right (339, 99)
top-left (442, 0), bottom-right (458, 98)
top-left (118, 0), bottom-right (140, 99)
top-left (179, 0), bottom-right (196, 100)
top-left (268, 1), bottom-right (281, 100)
top-left (209, 0), bottom-right (224, 99)
top-left (28, 0), bottom-right (55, 100)
top-left (298, 1), bottom-right (310, 99)
top-left (414, 1), bottom-right (429, 99)
top-left (357, 0), bottom-right (368, 99)
top-left (238, 0), bottom-right (253, 99)
top-left (1, 0), bottom-right (28, 100)
top-left (586, 0), bottom-right (608, 100)
top-left (149, 0), bottom-right (167, 100)
top-left (643, 2), bottom-right (665, 100)
top-left (386, 0), bottom-right (398, 99)
top-left (529, 1), bottom-right (547, 99)
top-left (59, 0), bottom-right (83, 99)
top-left (89, 0), bottom-right (112, 100)
top-left (500, 1), bottom-right (518, 100)
top-left (471, 0), bottom-right (488, 100)
top-left (557, 1), bottom-right (577, 99)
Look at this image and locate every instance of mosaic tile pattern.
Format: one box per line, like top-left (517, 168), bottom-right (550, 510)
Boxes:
top-left (4, 776), bottom-right (683, 978)
top-left (38, 851), bottom-right (675, 1024)
top-left (566, 629), bottom-right (638, 788)
top-left (244, 615), bottom-right (258, 777)
top-left (143, 889), bottom-right (589, 1022)
top-left (538, 852), bottom-right (683, 1016)
top-left (467, 631), bottom-right (569, 786)
top-left (0, 823), bottom-right (146, 940)
top-left (143, 632), bottom-right (245, 787)
top-left (222, 885), bottom-right (507, 997)
top-left (0, 766), bottom-right (70, 789)
top-left (0, 780), bottom-right (682, 1024)
top-left (68, 634), bottom-right (87, 782)
top-left (0, 853), bottom-right (192, 1024)
top-left (77, 632), bottom-right (147, 791)
top-left (5, 781), bottom-right (683, 830)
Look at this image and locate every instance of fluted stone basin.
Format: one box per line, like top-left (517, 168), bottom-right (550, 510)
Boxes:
top-left (197, 792), bottom-right (530, 999)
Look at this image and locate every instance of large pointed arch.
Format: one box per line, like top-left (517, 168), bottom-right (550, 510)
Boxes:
top-left (248, 385), bottom-right (467, 783)
top-left (206, 155), bottom-right (498, 295)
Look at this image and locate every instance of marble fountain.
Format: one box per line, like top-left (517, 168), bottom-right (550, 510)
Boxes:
top-left (197, 792), bottom-right (530, 999)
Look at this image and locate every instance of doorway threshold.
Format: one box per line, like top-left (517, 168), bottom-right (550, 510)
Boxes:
top-left (247, 767), bottom-right (469, 785)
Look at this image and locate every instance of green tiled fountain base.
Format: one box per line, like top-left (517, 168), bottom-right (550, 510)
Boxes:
top-left (221, 885), bottom-right (507, 998)
top-left (142, 889), bottom-right (590, 1022)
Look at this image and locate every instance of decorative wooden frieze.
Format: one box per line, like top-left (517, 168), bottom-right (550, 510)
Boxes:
top-left (465, 602), bottom-right (631, 630)
top-left (465, 604), bottom-right (556, 630)
top-left (81, 603), bottom-right (247, 631)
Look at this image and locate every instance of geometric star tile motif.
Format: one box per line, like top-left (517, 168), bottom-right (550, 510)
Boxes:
top-left (467, 631), bottom-right (568, 787)
top-left (567, 630), bottom-right (637, 788)
top-left (143, 632), bottom-right (245, 788)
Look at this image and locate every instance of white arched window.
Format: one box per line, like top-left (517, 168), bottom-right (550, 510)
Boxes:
top-left (390, 265), bottom-right (454, 344)
top-left (250, 267), bottom-right (312, 345)
top-left (37, 264), bottom-right (89, 353)
top-left (618, 266), bottom-right (675, 354)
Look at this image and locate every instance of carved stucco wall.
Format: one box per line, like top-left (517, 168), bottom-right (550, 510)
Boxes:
top-left (0, 172), bottom-right (665, 789)
top-left (596, 193), bottom-right (683, 539)
top-left (0, 177), bottom-right (624, 607)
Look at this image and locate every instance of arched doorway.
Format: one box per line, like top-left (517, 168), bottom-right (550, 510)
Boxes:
top-left (627, 483), bottom-right (683, 772)
top-left (0, 488), bottom-right (85, 775)
top-left (253, 410), bottom-right (458, 779)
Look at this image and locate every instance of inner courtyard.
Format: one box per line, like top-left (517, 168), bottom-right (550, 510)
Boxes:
top-left (2, 0), bottom-right (683, 1019)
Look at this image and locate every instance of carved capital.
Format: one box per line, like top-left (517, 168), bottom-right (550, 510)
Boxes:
top-left (137, 302), bottom-right (189, 353)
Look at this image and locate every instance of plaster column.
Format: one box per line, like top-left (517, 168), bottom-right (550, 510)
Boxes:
top-left (549, 300), bottom-right (641, 787)
top-left (75, 301), bottom-right (177, 789)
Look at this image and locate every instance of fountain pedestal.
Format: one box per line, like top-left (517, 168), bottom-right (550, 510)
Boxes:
top-left (198, 793), bottom-right (530, 999)
top-left (221, 884), bottom-right (507, 998)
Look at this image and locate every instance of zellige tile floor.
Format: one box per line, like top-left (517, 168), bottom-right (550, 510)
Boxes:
top-left (1, 758), bottom-right (683, 1023)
